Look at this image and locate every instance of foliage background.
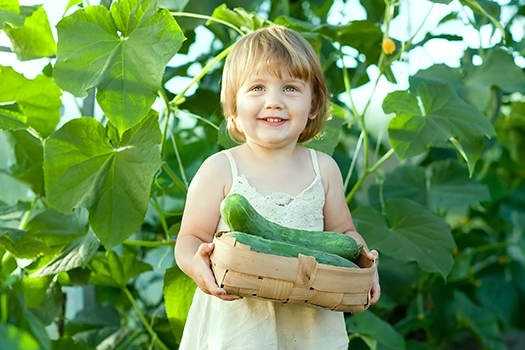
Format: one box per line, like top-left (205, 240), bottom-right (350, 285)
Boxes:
top-left (1, 0), bottom-right (525, 349)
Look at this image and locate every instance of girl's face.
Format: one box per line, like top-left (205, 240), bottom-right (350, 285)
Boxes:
top-left (234, 73), bottom-right (313, 149)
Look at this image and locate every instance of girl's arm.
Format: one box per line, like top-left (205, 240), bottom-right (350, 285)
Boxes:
top-left (175, 153), bottom-right (240, 301)
top-left (317, 151), bottom-right (381, 304)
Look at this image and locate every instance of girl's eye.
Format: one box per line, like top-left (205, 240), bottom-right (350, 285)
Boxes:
top-left (284, 86), bottom-right (297, 92)
top-left (251, 85), bottom-right (264, 91)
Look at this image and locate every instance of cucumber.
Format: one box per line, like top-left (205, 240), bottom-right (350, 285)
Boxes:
top-left (220, 193), bottom-right (363, 261)
top-left (225, 231), bottom-right (358, 268)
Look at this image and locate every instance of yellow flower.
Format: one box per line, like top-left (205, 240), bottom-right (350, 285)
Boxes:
top-left (382, 38), bottom-right (395, 55)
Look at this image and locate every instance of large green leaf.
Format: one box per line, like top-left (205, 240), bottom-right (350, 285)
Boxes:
top-left (368, 160), bottom-right (490, 211)
top-left (32, 230), bottom-right (100, 277)
top-left (53, 0), bottom-right (185, 132)
top-left (88, 250), bottom-right (152, 288)
top-left (353, 198), bottom-right (455, 278)
top-left (163, 265), bottom-right (196, 341)
top-left (44, 114), bottom-right (162, 250)
top-left (302, 103), bottom-right (345, 155)
top-left (384, 82), bottom-right (495, 175)
top-left (4, 6), bottom-right (56, 61)
top-left (0, 66), bottom-right (61, 138)
top-left (0, 226), bottom-right (53, 259)
top-left (410, 48), bottom-right (525, 111)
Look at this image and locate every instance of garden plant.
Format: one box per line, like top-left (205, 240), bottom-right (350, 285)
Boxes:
top-left (1, 0), bottom-right (525, 349)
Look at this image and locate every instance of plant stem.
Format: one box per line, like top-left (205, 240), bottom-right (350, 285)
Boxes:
top-left (122, 286), bottom-right (170, 350)
top-left (170, 43), bottom-right (235, 108)
top-left (170, 12), bottom-right (244, 36)
top-left (123, 240), bottom-right (175, 247)
top-left (162, 162), bottom-right (188, 193)
top-left (346, 149), bottom-right (395, 203)
top-left (151, 197), bottom-right (171, 238)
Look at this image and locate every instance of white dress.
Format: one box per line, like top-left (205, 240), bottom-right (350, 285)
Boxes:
top-left (178, 148), bottom-right (349, 350)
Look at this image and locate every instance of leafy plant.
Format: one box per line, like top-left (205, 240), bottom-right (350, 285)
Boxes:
top-left (1, 0), bottom-right (525, 348)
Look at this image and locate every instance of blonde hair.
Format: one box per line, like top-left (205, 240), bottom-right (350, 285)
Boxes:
top-left (220, 25), bottom-right (329, 143)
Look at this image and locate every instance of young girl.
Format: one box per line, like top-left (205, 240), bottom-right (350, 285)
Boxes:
top-left (175, 25), bottom-right (380, 349)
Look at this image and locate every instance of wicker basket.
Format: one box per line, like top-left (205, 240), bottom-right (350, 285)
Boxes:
top-left (210, 231), bottom-right (376, 313)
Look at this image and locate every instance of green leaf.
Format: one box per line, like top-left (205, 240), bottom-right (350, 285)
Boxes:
top-left (88, 250), bottom-right (152, 288)
top-left (302, 103), bottom-right (345, 155)
top-left (316, 20), bottom-right (383, 67)
top-left (163, 265), bottom-right (196, 341)
top-left (209, 4), bottom-right (271, 33)
top-left (54, 0), bottom-right (185, 131)
top-left (4, 6), bottom-right (56, 61)
top-left (353, 198), bottom-right (456, 278)
top-left (0, 66), bottom-right (61, 138)
top-left (32, 230), bottom-right (100, 277)
top-left (22, 275), bottom-right (53, 309)
top-left (25, 208), bottom-right (88, 247)
top-left (0, 226), bottom-right (53, 259)
top-left (346, 310), bottom-right (405, 350)
top-left (411, 49), bottom-right (525, 112)
top-left (7, 130), bottom-right (44, 195)
top-left (28, 281), bottom-right (63, 326)
top-left (428, 160), bottom-right (490, 209)
top-left (0, 200), bottom-right (30, 221)
top-left (453, 291), bottom-right (505, 350)
top-left (368, 160), bottom-right (490, 211)
top-left (384, 82), bottom-right (495, 176)
top-left (44, 114), bottom-right (162, 250)
top-left (0, 324), bottom-right (40, 350)
top-left (0, 102), bottom-right (27, 131)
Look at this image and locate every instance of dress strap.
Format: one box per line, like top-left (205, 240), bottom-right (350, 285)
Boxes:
top-left (221, 149), bottom-right (238, 179)
top-left (309, 148), bottom-right (321, 177)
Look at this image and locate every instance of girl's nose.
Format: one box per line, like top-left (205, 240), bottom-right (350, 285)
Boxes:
top-left (264, 90), bottom-right (284, 110)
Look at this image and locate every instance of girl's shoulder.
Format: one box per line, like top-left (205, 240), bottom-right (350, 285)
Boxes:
top-left (311, 149), bottom-right (340, 176)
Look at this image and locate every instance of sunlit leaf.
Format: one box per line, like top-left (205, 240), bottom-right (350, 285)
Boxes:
top-left (22, 275), bottom-right (53, 309)
top-left (0, 66), bottom-right (61, 138)
top-left (384, 82), bottom-right (495, 176)
top-left (44, 114), bottom-right (162, 250)
top-left (164, 265), bottom-right (196, 341)
top-left (353, 198), bottom-right (455, 278)
top-left (54, 0), bottom-right (185, 131)
top-left (209, 4), bottom-right (271, 33)
top-left (88, 250), bottom-right (152, 288)
top-left (4, 6), bottom-right (56, 60)
top-left (32, 230), bottom-right (100, 277)
top-left (29, 281), bottom-right (63, 326)
top-left (0, 226), bottom-right (53, 259)
top-left (0, 102), bottom-right (27, 131)
top-left (0, 324), bottom-right (40, 350)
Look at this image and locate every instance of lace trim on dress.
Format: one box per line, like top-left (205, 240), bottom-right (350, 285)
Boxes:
top-left (221, 148), bottom-right (325, 231)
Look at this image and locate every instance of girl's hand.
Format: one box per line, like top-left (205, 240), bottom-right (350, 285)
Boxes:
top-left (191, 242), bottom-right (241, 301)
top-left (366, 249), bottom-right (381, 305)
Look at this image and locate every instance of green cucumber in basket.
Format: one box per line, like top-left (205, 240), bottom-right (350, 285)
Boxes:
top-left (224, 231), bottom-right (358, 268)
top-left (220, 193), bottom-right (363, 261)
